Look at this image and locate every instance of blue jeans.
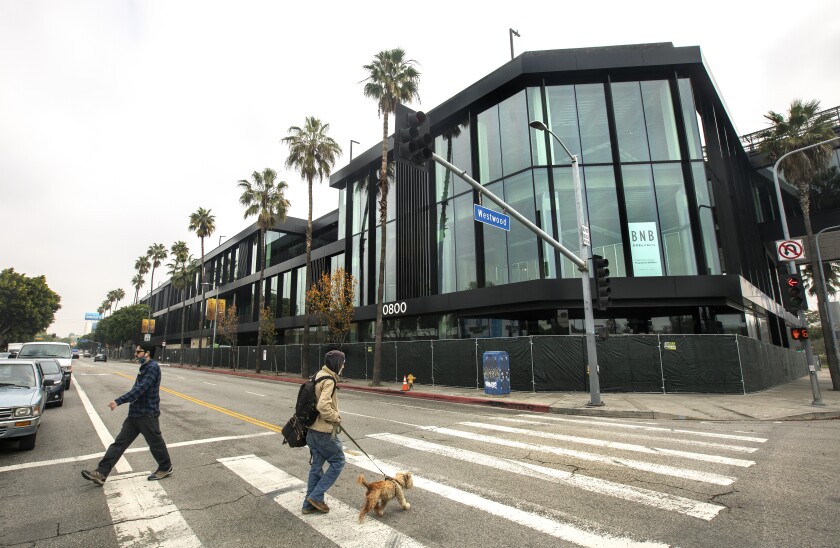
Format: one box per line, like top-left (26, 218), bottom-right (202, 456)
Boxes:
top-left (303, 429), bottom-right (345, 509)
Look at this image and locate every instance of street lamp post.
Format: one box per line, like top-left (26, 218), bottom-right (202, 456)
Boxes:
top-left (218, 235), bottom-right (226, 247)
top-left (530, 120), bottom-right (603, 406)
top-left (350, 139), bottom-right (360, 161)
top-left (772, 136), bottom-right (839, 405)
top-left (509, 28), bottom-right (520, 60)
top-left (816, 224), bottom-right (840, 371)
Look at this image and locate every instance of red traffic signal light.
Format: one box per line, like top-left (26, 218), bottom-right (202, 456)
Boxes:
top-left (780, 273), bottom-right (805, 312)
top-left (790, 327), bottom-right (809, 340)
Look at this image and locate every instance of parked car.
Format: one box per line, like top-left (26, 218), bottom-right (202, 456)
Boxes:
top-left (17, 342), bottom-right (73, 390)
top-left (0, 359), bottom-right (52, 450)
top-left (35, 359), bottom-right (65, 407)
top-left (0, 352), bottom-right (9, 359)
top-left (83, 351), bottom-right (91, 358)
top-left (94, 352), bottom-right (107, 362)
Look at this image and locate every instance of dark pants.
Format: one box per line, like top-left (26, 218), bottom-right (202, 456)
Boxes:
top-left (97, 414), bottom-right (171, 477)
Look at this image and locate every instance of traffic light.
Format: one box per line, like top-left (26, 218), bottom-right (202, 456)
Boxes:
top-left (395, 103), bottom-right (432, 167)
top-left (780, 272), bottom-right (805, 312)
top-left (592, 254), bottom-right (611, 310)
top-left (790, 327), bottom-right (809, 340)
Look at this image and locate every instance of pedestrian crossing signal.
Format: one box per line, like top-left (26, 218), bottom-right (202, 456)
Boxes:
top-left (790, 327), bottom-right (809, 340)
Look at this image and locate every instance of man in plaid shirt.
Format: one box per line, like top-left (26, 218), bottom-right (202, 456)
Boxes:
top-left (82, 346), bottom-right (173, 485)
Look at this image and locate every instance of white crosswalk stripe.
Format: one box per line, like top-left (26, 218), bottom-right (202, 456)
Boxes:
top-left (218, 454), bottom-right (426, 548)
top-left (367, 432), bottom-right (725, 520)
top-left (460, 421), bottom-right (756, 466)
top-left (423, 425), bottom-right (737, 485)
top-left (103, 472), bottom-right (201, 547)
top-left (344, 451), bottom-right (668, 547)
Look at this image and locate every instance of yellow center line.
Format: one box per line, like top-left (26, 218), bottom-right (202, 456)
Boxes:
top-left (112, 371), bottom-right (281, 433)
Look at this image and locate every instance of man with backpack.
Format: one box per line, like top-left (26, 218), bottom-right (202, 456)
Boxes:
top-left (302, 350), bottom-right (345, 514)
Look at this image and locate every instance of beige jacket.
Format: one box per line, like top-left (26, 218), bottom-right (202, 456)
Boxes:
top-left (310, 366), bottom-right (340, 434)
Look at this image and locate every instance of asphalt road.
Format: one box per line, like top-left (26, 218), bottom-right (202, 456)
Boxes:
top-left (2, 357), bottom-right (838, 547)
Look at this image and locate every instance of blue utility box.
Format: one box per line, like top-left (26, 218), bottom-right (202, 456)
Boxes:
top-left (482, 351), bottom-right (510, 395)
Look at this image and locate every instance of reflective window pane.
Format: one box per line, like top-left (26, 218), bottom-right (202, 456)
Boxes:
top-left (482, 182), bottom-right (508, 286)
top-left (612, 82), bottom-right (650, 162)
top-left (691, 161), bottom-right (721, 274)
top-left (338, 187), bottom-right (347, 240)
top-left (584, 166), bottom-right (625, 277)
top-left (528, 87), bottom-right (549, 166)
top-left (454, 193), bottom-right (477, 291)
top-left (504, 171), bottom-right (539, 283)
top-left (622, 164), bottom-right (662, 276)
top-left (575, 84), bottom-right (613, 164)
top-left (533, 169), bottom-right (557, 278)
top-left (477, 105), bottom-right (502, 183)
top-left (499, 90), bottom-right (531, 177)
top-left (678, 79), bottom-right (704, 160)
top-left (352, 175), bottom-right (370, 235)
top-left (546, 85), bottom-right (581, 162)
top-left (435, 119), bottom-right (472, 200)
top-left (641, 80), bottom-right (681, 161)
top-left (436, 197), bottom-right (456, 294)
top-left (552, 167), bottom-right (581, 279)
top-left (652, 163), bottom-right (696, 275)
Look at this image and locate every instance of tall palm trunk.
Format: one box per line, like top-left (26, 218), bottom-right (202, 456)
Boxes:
top-left (255, 227), bottom-right (266, 374)
top-left (179, 287), bottom-right (186, 366)
top-left (803, 213), bottom-right (840, 389)
top-left (148, 266), bottom-right (156, 333)
top-left (134, 287), bottom-right (139, 305)
top-left (372, 111), bottom-right (389, 386)
top-left (302, 178), bottom-right (313, 377)
top-left (198, 237), bottom-right (206, 367)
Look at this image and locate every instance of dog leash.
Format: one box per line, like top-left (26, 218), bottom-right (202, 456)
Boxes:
top-left (337, 424), bottom-right (391, 480)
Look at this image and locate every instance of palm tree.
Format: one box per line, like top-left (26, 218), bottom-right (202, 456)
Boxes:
top-left (146, 243), bottom-right (168, 333)
top-left (167, 241), bottom-right (193, 366)
top-left (238, 168), bottom-right (290, 374)
top-left (362, 48), bottom-right (421, 386)
top-left (113, 289), bottom-right (125, 311)
top-left (134, 255), bottom-right (151, 304)
top-left (188, 207), bottom-right (216, 366)
top-left (106, 290), bottom-right (117, 315)
top-left (759, 99), bottom-right (840, 389)
top-left (282, 117), bottom-right (342, 377)
top-left (131, 274), bottom-right (145, 305)
top-left (802, 262), bottom-right (840, 296)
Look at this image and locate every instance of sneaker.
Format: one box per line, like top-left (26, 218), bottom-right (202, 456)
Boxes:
top-left (81, 469), bottom-right (106, 486)
top-left (148, 467), bottom-right (173, 481)
top-left (301, 507), bottom-right (317, 515)
top-left (306, 497), bottom-right (329, 513)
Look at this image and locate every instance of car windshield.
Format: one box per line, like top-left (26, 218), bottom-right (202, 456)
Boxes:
top-left (38, 360), bottom-right (61, 374)
top-left (0, 364), bottom-right (36, 387)
top-left (19, 344), bottom-right (71, 359)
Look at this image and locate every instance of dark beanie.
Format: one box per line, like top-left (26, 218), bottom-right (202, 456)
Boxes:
top-left (325, 350), bottom-right (345, 373)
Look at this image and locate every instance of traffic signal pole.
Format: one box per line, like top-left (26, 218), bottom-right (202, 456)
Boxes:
top-left (771, 140), bottom-right (839, 405)
top-left (431, 151), bottom-right (604, 406)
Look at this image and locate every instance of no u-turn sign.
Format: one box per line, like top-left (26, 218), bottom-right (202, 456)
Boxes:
top-left (776, 239), bottom-right (805, 262)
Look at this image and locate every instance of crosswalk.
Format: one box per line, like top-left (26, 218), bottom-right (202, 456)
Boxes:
top-left (84, 413), bottom-right (769, 547)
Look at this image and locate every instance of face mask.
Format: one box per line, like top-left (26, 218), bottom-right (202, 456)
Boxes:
top-left (137, 356), bottom-right (145, 364)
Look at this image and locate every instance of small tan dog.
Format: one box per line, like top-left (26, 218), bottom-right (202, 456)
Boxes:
top-left (356, 472), bottom-right (413, 522)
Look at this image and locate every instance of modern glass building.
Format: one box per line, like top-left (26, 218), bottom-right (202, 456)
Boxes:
top-left (144, 42), bottom-right (840, 354)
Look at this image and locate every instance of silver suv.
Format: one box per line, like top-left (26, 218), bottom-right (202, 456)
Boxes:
top-left (0, 360), bottom-right (52, 450)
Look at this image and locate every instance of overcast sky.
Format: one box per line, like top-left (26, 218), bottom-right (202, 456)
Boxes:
top-left (1, 0), bottom-right (838, 337)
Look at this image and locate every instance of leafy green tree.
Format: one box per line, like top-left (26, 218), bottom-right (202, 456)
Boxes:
top-left (94, 304), bottom-right (149, 348)
top-left (362, 48), bottom-right (421, 386)
top-left (802, 261), bottom-right (840, 297)
top-left (282, 116), bottom-right (342, 377)
top-left (216, 303), bottom-right (239, 369)
top-left (188, 207), bottom-right (216, 365)
top-left (258, 307), bottom-right (277, 347)
top-left (0, 268), bottom-right (62, 348)
top-left (759, 99), bottom-right (840, 389)
top-left (238, 168), bottom-right (290, 374)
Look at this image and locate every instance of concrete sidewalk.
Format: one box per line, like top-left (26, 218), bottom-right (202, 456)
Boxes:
top-left (160, 362), bottom-right (840, 421)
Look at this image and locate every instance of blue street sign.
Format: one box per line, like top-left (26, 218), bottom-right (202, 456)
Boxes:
top-left (474, 204), bottom-right (510, 232)
top-left (85, 313), bottom-right (102, 321)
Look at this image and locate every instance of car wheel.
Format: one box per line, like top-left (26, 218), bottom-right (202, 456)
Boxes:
top-left (55, 397), bottom-right (64, 407)
top-left (65, 380), bottom-right (71, 390)
top-left (18, 433), bottom-right (37, 451)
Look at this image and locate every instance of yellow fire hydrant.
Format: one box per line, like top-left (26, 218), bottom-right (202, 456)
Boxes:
top-left (406, 373), bottom-right (416, 390)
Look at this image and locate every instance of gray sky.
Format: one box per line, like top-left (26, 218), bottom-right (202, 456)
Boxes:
top-left (1, 0), bottom-right (838, 337)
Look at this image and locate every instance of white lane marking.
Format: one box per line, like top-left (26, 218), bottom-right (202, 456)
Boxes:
top-left (498, 418), bottom-right (759, 453)
top-left (427, 426), bottom-right (735, 486)
top-left (345, 452), bottom-right (668, 548)
top-left (522, 415), bottom-right (768, 443)
top-left (461, 422), bottom-right (755, 468)
top-left (104, 472), bottom-right (201, 547)
top-left (373, 432), bottom-right (723, 521)
top-left (341, 410), bottom-right (426, 429)
top-left (79, 374), bottom-right (110, 376)
top-left (176, 376), bottom-right (185, 379)
top-left (245, 391), bottom-right (266, 397)
top-left (73, 376), bottom-right (131, 473)
top-left (219, 455), bottom-right (425, 548)
top-left (0, 432), bottom-right (276, 474)
top-left (203, 381), bottom-right (216, 386)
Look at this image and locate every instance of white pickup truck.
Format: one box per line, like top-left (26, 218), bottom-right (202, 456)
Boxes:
top-left (17, 342), bottom-right (74, 389)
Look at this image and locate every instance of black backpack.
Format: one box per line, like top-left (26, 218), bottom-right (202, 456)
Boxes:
top-left (281, 375), bottom-right (336, 448)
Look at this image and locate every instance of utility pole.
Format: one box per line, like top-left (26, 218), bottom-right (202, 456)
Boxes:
top-left (509, 28), bottom-right (520, 60)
